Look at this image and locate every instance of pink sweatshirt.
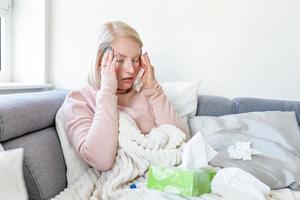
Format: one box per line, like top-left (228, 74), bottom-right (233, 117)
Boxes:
top-left (60, 81), bottom-right (188, 171)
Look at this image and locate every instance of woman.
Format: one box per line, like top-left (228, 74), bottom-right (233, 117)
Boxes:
top-left (61, 21), bottom-right (188, 171)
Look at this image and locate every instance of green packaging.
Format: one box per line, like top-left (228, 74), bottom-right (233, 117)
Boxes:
top-left (147, 166), bottom-right (216, 197)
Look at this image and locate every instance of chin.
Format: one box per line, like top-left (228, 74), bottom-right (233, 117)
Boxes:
top-left (118, 84), bottom-right (133, 90)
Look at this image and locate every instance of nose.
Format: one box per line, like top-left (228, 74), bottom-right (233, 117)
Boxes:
top-left (124, 60), bottom-right (135, 73)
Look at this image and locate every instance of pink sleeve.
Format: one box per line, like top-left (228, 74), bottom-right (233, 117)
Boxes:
top-left (61, 88), bottom-right (118, 171)
top-left (143, 81), bottom-right (189, 135)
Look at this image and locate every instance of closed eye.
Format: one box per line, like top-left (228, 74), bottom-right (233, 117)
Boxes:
top-left (116, 59), bottom-right (124, 63)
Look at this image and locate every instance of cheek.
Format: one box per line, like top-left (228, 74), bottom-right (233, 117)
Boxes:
top-left (133, 61), bottom-right (141, 70)
top-left (115, 66), bottom-right (122, 79)
top-left (133, 65), bottom-right (141, 74)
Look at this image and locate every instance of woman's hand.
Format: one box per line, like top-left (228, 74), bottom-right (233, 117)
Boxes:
top-left (100, 47), bottom-right (118, 94)
top-left (141, 52), bottom-right (157, 88)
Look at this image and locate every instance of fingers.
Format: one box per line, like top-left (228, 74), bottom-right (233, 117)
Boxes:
top-left (101, 47), bottom-right (114, 67)
top-left (106, 48), bottom-right (114, 67)
top-left (101, 48), bottom-right (117, 79)
top-left (144, 52), bottom-right (151, 66)
top-left (141, 52), bottom-right (152, 71)
top-left (101, 49), bottom-right (109, 67)
top-left (110, 56), bottom-right (117, 73)
top-left (141, 54), bottom-right (146, 67)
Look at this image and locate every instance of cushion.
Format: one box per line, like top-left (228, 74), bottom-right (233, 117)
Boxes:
top-left (160, 80), bottom-right (201, 118)
top-left (55, 108), bottom-right (90, 186)
top-left (189, 111), bottom-right (300, 190)
top-left (0, 147), bottom-right (28, 200)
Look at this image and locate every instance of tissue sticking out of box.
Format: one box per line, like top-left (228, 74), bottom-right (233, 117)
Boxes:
top-left (180, 131), bottom-right (217, 169)
top-left (227, 141), bottom-right (262, 160)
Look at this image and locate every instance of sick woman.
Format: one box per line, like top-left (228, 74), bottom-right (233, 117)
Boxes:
top-left (60, 21), bottom-right (188, 171)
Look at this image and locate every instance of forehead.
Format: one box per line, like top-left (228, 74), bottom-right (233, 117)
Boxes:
top-left (111, 37), bottom-right (141, 58)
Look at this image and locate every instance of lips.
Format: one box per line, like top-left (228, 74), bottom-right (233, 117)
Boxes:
top-left (122, 77), bottom-right (133, 80)
top-left (121, 77), bottom-right (133, 84)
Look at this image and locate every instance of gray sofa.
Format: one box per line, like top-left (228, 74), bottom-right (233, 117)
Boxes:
top-left (0, 89), bottom-right (299, 200)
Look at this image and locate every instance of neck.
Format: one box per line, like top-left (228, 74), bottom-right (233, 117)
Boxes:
top-left (116, 88), bottom-right (131, 94)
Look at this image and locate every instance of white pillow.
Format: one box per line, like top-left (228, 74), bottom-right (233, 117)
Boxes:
top-left (55, 108), bottom-right (90, 186)
top-left (0, 147), bottom-right (28, 200)
top-left (160, 80), bottom-right (201, 118)
top-left (56, 80), bottom-right (201, 185)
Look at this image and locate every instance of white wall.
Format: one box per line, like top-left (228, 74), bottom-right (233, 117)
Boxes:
top-left (50, 0), bottom-right (300, 100)
top-left (12, 0), bottom-right (47, 83)
top-left (0, 3), bottom-right (12, 82)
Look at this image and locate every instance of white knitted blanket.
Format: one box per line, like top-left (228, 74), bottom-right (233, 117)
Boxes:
top-left (52, 112), bottom-right (186, 200)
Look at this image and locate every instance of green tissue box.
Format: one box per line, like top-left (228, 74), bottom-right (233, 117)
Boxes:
top-left (147, 166), bottom-right (216, 197)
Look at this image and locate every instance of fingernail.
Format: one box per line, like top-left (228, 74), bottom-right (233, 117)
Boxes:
top-left (104, 46), bottom-right (112, 53)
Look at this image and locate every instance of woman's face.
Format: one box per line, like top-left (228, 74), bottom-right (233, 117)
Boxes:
top-left (111, 37), bottom-right (141, 92)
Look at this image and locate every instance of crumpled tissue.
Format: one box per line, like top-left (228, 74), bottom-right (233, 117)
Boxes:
top-left (180, 131), bottom-right (218, 169)
top-left (211, 167), bottom-right (271, 200)
top-left (227, 141), bottom-right (262, 160)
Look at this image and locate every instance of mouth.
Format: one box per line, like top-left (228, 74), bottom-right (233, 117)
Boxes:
top-left (122, 77), bottom-right (133, 83)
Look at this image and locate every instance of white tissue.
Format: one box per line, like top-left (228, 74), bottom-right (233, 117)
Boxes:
top-left (180, 131), bottom-right (217, 169)
top-left (211, 167), bottom-right (270, 200)
top-left (133, 68), bottom-right (145, 92)
top-left (227, 141), bottom-right (262, 160)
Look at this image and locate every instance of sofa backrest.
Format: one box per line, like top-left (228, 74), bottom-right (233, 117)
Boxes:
top-left (196, 95), bottom-right (300, 126)
top-left (0, 90), bottom-right (69, 200)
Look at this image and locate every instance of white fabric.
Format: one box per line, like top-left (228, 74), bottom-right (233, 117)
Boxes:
top-left (133, 68), bottom-right (145, 92)
top-left (53, 111), bottom-right (186, 200)
top-left (189, 111), bottom-right (300, 189)
top-left (211, 167), bottom-right (271, 200)
top-left (55, 108), bottom-right (90, 185)
top-left (268, 189), bottom-right (300, 200)
top-left (227, 141), bottom-right (262, 160)
top-left (52, 168), bottom-right (222, 200)
top-left (53, 170), bottom-right (300, 200)
top-left (160, 80), bottom-right (201, 118)
top-left (120, 188), bottom-right (223, 200)
top-left (51, 168), bottom-right (100, 200)
top-left (0, 148), bottom-right (28, 200)
top-left (189, 111), bottom-right (300, 155)
top-left (180, 131), bottom-right (217, 169)
top-left (52, 112), bottom-right (300, 200)
top-left (56, 80), bottom-right (200, 185)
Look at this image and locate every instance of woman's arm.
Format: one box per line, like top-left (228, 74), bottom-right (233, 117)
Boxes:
top-left (62, 88), bottom-right (118, 171)
top-left (143, 82), bottom-right (189, 135)
top-left (139, 53), bottom-right (189, 135)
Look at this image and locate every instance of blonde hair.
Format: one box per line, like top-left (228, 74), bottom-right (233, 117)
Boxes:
top-left (87, 21), bottom-right (143, 89)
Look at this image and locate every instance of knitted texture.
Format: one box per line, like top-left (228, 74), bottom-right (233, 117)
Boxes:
top-left (52, 112), bottom-right (186, 200)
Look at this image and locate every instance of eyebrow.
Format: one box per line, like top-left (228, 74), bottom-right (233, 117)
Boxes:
top-left (114, 50), bottom-right (141, 59)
